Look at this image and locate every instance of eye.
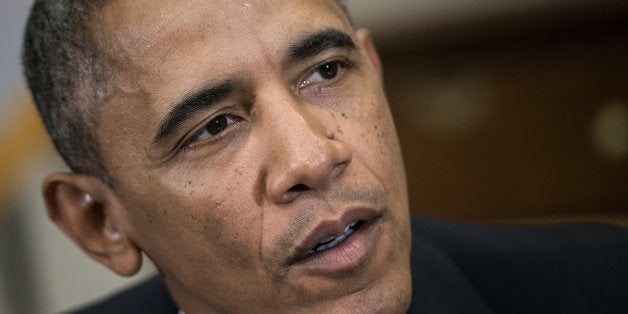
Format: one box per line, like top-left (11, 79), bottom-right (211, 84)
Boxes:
top-left (184, 114), bottom-right (240, 148)
top-left (299, 60), bottom-right (347, 88)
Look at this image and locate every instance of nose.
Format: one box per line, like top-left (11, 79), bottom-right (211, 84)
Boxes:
top-left (262, 92), bottom-right (352, 205)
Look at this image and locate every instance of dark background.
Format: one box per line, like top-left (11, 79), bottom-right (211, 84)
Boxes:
top-left (369, 2), bottom-right (628, 224)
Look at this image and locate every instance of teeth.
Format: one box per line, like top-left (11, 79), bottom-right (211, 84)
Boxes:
top-left (345, 221), bottom-right (358, 232)
top-left (311, 221), bottom-right (360, 253)
top-left (315, 228), bottom-right (353, 252)
top-left (343, 224), bottom-right (351, 233)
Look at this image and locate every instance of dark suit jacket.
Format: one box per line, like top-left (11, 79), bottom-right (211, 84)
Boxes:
top-left (72, 215), bottom-right (628, 314)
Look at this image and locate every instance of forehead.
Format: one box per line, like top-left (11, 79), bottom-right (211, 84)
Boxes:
top-left (96, 0), bottom-right (348, 69)
top-left (93, 0), bottom-right (350, 111)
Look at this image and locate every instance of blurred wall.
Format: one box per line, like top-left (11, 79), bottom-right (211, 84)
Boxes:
top-left (350, 0), bottom-right (628, 224)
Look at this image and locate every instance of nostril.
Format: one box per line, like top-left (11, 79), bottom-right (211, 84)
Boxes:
top-left (288, 184), bottom-right (310, 193)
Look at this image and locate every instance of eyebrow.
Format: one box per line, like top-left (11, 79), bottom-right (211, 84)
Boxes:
top-left (151, 29), bottom-right (355, 145)
top-left (153, 80), bottom-right (236, 145)
top-left (285, 28), bottom-right (356, 64)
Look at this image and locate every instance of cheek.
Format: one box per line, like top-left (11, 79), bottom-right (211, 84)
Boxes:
top-left (338, 96), bottom-right (408, 202)
top-left (122, 162), bottom-right (262, 269)
top-left (342, 96), bottom-right (404, 169)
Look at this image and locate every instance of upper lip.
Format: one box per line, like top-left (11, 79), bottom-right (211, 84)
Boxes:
top-left (287, 207), bottom-right (382, 265)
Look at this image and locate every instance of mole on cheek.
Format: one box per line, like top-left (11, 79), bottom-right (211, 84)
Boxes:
top-left (198, 199), bottom-right (225, 233)
top-left (160, 208), bottom-right (169, 221)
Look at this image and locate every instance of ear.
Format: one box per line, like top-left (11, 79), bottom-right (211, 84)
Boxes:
top-left (356, 28), bottom-right (383, 79)
top-left (43, 172), bottom-right (142, 276)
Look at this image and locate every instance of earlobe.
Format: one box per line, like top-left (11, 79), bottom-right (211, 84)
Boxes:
top-left (356, 28), bottom-right (383, 78)
top-left (43, 173), bottom-right (142, 276)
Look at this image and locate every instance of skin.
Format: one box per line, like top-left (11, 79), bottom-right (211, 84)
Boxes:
top-left (44, 0), bottom-right (411, 313)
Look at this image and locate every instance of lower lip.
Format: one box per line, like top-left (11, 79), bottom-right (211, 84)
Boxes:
top-left (291, 218), bottom-right (380, 274)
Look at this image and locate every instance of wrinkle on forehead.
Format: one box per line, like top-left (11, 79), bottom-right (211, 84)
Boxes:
top-left (96, 0), bottom-right (347, 66)
top-left (96, 1), bottom-right (214, 68)
top-left (94, 1), bottom-right (263, 96)
top-left (91, 0), bottom-right (351, 111)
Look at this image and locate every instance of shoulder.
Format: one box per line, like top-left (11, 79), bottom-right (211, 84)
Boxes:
top-left (411, 215), bottom-right (628, 314)
top-left (412, 214), bottom-right (628, 263)
top-left (69, 276), bottom-right (178, 314)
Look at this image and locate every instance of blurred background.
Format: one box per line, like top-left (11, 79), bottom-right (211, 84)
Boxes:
top-left (1, 0), bottom-right (627, 312)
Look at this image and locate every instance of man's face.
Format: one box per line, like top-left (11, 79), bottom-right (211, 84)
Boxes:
top-left (94, 0), bottom-right (410, 312)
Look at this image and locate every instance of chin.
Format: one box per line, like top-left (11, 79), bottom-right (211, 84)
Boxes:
top-left (313, 280), bottom-right (412, 314)
top-left (294, 262), bottom-right (412, 314)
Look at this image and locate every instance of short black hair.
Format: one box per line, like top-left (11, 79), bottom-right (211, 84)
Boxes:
top-left (22, 0), bottom-right (112, 182)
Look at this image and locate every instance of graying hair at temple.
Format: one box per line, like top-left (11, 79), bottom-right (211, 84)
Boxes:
top-left (22, 0), bottom-right (114, 183)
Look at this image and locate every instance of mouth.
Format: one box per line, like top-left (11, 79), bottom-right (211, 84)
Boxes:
top-left (288, 209), bottom-right (382, 273)
top-left (305, 220), bottom-right (363, 256)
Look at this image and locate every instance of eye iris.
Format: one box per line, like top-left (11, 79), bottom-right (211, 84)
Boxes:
top-left (207, 115), bottom-right (228, 135)
top-left (319, 62), bottom-right (338, 79)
